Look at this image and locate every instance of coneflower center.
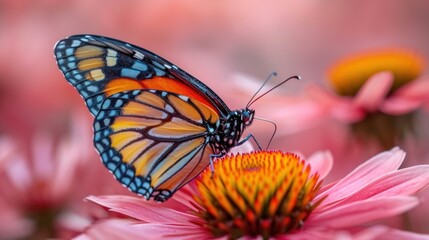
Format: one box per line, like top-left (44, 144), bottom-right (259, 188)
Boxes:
top-left (192, 151), bottom-right (323, 239)
top-left (328, 49), bottom-right (424, 96)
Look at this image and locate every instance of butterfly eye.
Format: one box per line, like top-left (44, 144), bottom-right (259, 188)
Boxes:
top-left (242, 110), bottom-right (254, 125)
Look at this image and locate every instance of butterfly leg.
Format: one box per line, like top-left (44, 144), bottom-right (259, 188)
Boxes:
top-left (237, 134), bottom-right (262, 150)
top-left (209, 153), bottom-right (225, 177)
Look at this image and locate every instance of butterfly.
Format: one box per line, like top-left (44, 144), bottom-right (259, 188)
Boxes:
top-left (54, 34), bottom-right (259, 202)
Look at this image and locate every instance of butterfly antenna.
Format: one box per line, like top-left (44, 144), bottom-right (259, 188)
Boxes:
top-left (246, 72), bottom-right (278, 108)
top-left (247, 75), bottom-right (301, 108)
top-left (254, 117), bottom-right (277, 149)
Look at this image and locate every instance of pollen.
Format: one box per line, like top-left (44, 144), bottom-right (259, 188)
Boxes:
top-left (193, 151), bottom-right (323, 239)
top-left (328, 48), bottom-right (425, 96)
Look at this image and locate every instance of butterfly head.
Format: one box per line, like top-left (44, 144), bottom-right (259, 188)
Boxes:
top-left (242, 108), bottom-right (255, 126)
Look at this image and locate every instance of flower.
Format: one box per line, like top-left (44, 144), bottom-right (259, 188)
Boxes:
top-left (193, 151), bottom-right (322, 239)
top-left (77, 148), bottom-right (429, 239)
top-left (311, 48), bottom-right (428, 121)
top-left (306, 49), bottom-right (429, 149)
top-left (0, 115), bottom-right (131, 240)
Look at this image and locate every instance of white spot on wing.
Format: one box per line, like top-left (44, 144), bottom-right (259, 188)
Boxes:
top-left (133, 51), bottom-right (144, 60)
top-left (71, 40), bottom-right (81, 47)
top-left (90, 69), bottom-right (105, 81)
top-left (67, 62), bottom-right (76, 69)
top-left (65, 48), bottom-right (73, 56)
top-left (179, 95), bottom-right (189, 101)
top-left (87, 85), bottom-right (99, 93)
top-left (165, 104), bottom-right (173, 113)
top-left (74, 74), bottom-right (83, 80)
top-left (115, 99), bottom-right (124, 108)
top-left (132, 62), bottom-right (148, 71)
top-left (106, 56), bottom-right (117, 66)
top-left (121, 68), bottom-right (140, 78)
top-left (56, 43), bottom-right (66, 49)
top-left (107, 49), bottom-right (118, 57)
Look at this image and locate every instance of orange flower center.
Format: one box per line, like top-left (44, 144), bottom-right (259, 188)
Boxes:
top-left (193, 151), bottom-right (323, 239)
top-left (328, 48), bottom-right (425, 96)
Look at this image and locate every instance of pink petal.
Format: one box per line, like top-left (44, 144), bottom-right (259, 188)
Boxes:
top-left (284, 226), bottom-right (389, 240)
top-left (306, 151), bottom-right (333, 179)
top-left (32, 133), bottom-right (55, 182)
top-left (317, 148), bottom-right (405, 204)
top-left (6, 155), bottom-right (32, 191)
top-left (310, 196), bottom-right (419, 228)
top-left (306, 84), bottom-right (344, 108)
top-left (74, 234), bottom-right (91, 240)
top-left (168, 181), bottom-right (206, 212)
top-left (330, 101), bottom-right (366, 122)
top-left (169, 184), bottom-right (200, 211)
top-left (351, 225), bottom-right (391, 240)
top-left (83, 221), bottom-right (201, 240)
top-left (378, 228), bottom-right (429, 240)
top-left (261, 98), bottom-right (330, 135)
top-left (390, 75), bottom-right (429, 99)
top-left (306, 84), bottom-right (365, 122)
top-left (354, 71), bottom-right (394, 112)
top-left (74, 219), bottom-right (150, 240)
top-left (0, 137), bottom-right (15, 167)
top-left (338, 165), bottom-right (429, 204)
top-left (281, 228), bottom-right (339, 240)
top-left (380, 97), bottom-right (421, 115)
top-left (0, 201), bottom-right (33, 240)
top-left (86, 195), bottom-right (198, 223)
top-left (382, 75), bottom-right (429, 115)
top-left (132, 223), bottom-right (211, 240)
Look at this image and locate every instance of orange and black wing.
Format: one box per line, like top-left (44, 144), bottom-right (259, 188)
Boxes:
top-left (54, 34), bottom-right (230, 117)
top-left (54, 35), bottom-right (234, 202)
top-left (93, 89), bottom-right (219, 201)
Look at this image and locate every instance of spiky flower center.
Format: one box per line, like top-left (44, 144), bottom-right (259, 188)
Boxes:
top-left (328, 48), bottom-right (425, 96)
top-left (193, 151), bottom-right (322, 239)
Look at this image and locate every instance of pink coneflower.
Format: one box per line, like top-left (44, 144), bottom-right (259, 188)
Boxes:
top-left (0, 116), bottom-right (131, 239)
top-left (78, 148), bottom-right (429, 239)
top-left (308, 48), bottom-right (429, 149)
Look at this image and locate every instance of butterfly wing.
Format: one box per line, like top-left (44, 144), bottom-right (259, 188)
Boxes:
top-left (54, 34), bottom-right (230, 117)
top-left (54, 34), bottom-right (239, 201)
top-left (93, 89), bottom-right (219, 202)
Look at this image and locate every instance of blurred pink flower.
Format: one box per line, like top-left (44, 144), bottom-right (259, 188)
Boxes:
top-left (0, 115), bottom-right (131, 239)
top-left (305, 47), bottom-right (427, 121)
top-left (77, 148), bottom-right (429, 239)
top-left (308, 71), bottom-right (429, 123)
top-left (284, 48), bottom-right (429, 152)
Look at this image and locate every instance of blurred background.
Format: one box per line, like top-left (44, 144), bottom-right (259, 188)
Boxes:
top-left (1, 0), bottom-right (429, 239)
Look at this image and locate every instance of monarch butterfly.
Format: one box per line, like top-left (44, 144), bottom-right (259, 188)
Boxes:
top-left (54, 34), bottom-right (297, 202)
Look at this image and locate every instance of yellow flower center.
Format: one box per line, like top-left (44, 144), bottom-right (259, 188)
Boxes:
top-left (193, 151), bottom-right (323, 239)
top-left (328, 49), bottom-right (425, 96)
